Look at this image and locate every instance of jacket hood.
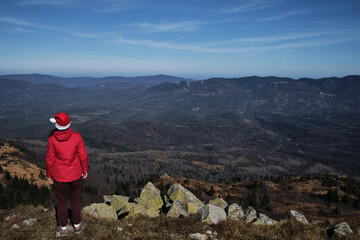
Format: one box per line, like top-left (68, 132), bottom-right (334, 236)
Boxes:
top-left (53, 128), bottom-right (73, 142)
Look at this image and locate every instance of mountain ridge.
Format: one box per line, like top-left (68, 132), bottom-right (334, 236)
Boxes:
top-left (0, 73), bottom-right (194, 89)
top-left (1, 74), bottom-right (360, 181)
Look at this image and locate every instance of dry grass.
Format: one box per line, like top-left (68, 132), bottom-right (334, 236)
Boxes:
top-left (1, 205), bottom-right (359, 240)
top-left (0, 143), bottom-right (48, 188)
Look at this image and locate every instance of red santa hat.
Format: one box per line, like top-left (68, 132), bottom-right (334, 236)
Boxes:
top-left (50, 112), bottom-right (71, 130)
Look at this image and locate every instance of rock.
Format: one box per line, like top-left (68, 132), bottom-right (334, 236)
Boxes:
top-left (164, 195), bottom-right (172, 208)
top-left (128, 204), bottom-right (160, 218)
top-left (83, 203), bottom-right (117, 220)
top-left (334, 222), bottom-right (353, 236)
top-left (145, 207), bottom-right (161, 218)
top-left (194, 204), bottom-right (226, 224)
top-left (209, 198), bottom-right (228, 209)
top-left (288, 210), bottom-right (308, 225)
top-left (118, 202), bottom-right (136, 216)
top-left (139, 182), bottom-right (164, 210)
top-left (23, 218), bottom-right (37, 226)
top-left (252, 213), bottom-right (278, 225)
top-left (311, 220), bottom-right (323, 225)
top-left (134, 197), bottom-right (140, 203)
top-left (103, 195), bottom-right (113, 203)
top-left (167, 184), bottom-right (204, 215)
top-left (188, 233), bottom-right (208, 240)
top-left (167, 201), bottom-right (189, 218)
top-left (188, 233), bottom-right (209, 240)
top-left (110, 195), bottom-right (129, 211)
top-left (128, 204), bottom-right (147, 216)
top-left (227, 203), bottom-right (244, 220)
top-left (244, 206), bottom-right (257, 223)
top-left (10, 224), bottom-right (20, 230)
top-left (184, 202), bottom-right (201, 215)
top-left (4, 215), bottom-right (16, 221)
top-left (160, 173), bottom-right (170, 180)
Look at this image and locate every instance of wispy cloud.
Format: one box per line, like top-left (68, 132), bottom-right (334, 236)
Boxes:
top-left (0, 16), bottom-right (100, 39)
top-left (131, 21), bottom-right (204, 33)
top-left (221, 0), bottom-right (277, 14)
top-left (13, 27), bottom-right (33, 33)
top-left (207, 32), bottom-right (332, 45)
top-left (257, 11), bottom-right (306, 22)
top-left (105, 30), bottom-right (354, 54)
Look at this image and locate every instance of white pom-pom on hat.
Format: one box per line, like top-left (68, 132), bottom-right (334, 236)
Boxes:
top-left (50, 118), bottom-right (56, 123)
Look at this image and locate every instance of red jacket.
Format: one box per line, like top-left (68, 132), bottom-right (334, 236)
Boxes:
top-left (46, 128), bottom-right (88, 182)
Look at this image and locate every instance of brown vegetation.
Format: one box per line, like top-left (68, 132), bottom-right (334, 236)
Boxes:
top-left (0, 205), bottom-right (359, 240)
top-left (0, 143), bottom-right (48, 188)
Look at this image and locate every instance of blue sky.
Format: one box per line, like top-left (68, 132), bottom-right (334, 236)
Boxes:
top-left (0, 0), bottom-right (359, 79)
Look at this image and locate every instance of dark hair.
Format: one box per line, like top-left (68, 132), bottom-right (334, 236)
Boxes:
top-left (49, 127), bottom-right (70, 137)
top-left (49, 128), bottom-right (58, 137)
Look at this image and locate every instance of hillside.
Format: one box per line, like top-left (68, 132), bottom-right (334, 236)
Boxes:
top-left (0, 144), bottom-right (359, 239)
top-left (1, 75), bottom-right (360, 181)
top-left (0, 142), bottom-right (48, 188)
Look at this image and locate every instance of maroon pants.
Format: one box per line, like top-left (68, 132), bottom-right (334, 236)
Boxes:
top-left (54, 177), bottom-right (82, 227)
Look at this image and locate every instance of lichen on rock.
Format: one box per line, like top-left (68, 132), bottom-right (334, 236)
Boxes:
top-left (83, 203), bottom-right (117, 220)
top-left (244, 206), bottom-right (257, 223)
top-left (334, 222), bottom-right (353, 236)
top-left (139, 182), bottom-right (163, 210)
top-left (288, 210), bottom-right (308, 225)
top-left (167, 184), bottom-right (204, 215)
top-left (209, 198), bottom-right (228, 209)
top-left (167, 200), bottom-right (189, 218)
top-left (110, 195), bottom-right (129, 211)
top-left (227, 203), bottom-right (244, 220)
top-left (252, 213), bottom-right (278, 225)
top-left (194, 204), bottom-right (226, 224)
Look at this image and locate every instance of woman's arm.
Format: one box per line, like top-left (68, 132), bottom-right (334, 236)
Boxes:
top-left (46, 137), bottom-right (55, 184)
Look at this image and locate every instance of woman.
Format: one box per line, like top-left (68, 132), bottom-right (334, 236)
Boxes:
top-left (46, 112), bottom-right (88, 237)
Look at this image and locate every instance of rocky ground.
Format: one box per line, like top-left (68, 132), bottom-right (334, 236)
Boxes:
top-left (1, 181), bottom-right (359, 240)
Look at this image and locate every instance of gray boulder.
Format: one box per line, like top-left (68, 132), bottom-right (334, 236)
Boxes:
top-left (10, 224), bottom-right (20, 230)
top-left (139, 182), bottom-right (163, 210)
top-left (118, 202), bottom-right (136, 216)
top-left (23, 218), bottom-right (37, 226)
top-left (167, 184), bottom-right (204, 215)
top-left (334, 222), bottom-right (353, 236)
top-left (167, 200), bottom-right (189, 218)
top-left (83, 203), bottom-right (117, 220)
top-left (252, 213), bottom-right (278, 225)
top-left (103, 195), bottom-right (112, 203)
top-left (110, 195), bottom-right (129, 211)
top-left (227, 203), bottom-right (244, 220)
top-left (128, 203), bottom-right (160, 218)
top-left (188, 233), bottom-right (208, 240)
top-left (288, 210), bottom-right (308, 225)
top-left (209, 198), bottom-right (228, 209)
top-left (244, 206), bottom-right (257, 223)
top-left (194, 204), bottom-right (226, 224)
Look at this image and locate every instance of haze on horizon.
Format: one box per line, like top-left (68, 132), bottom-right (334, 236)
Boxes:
top-left (0, 0), bottom-right (359, 79)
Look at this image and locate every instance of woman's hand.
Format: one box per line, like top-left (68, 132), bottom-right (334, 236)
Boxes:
top-left (82, 173), bottom-right (88, 179)
top-left (48, 178), bottom-right (54, 185)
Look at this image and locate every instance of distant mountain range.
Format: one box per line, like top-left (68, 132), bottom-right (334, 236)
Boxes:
top-left (1, 74), bottom-right (359, 179)
top-left (0, 73), bottom-right (193, 89)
